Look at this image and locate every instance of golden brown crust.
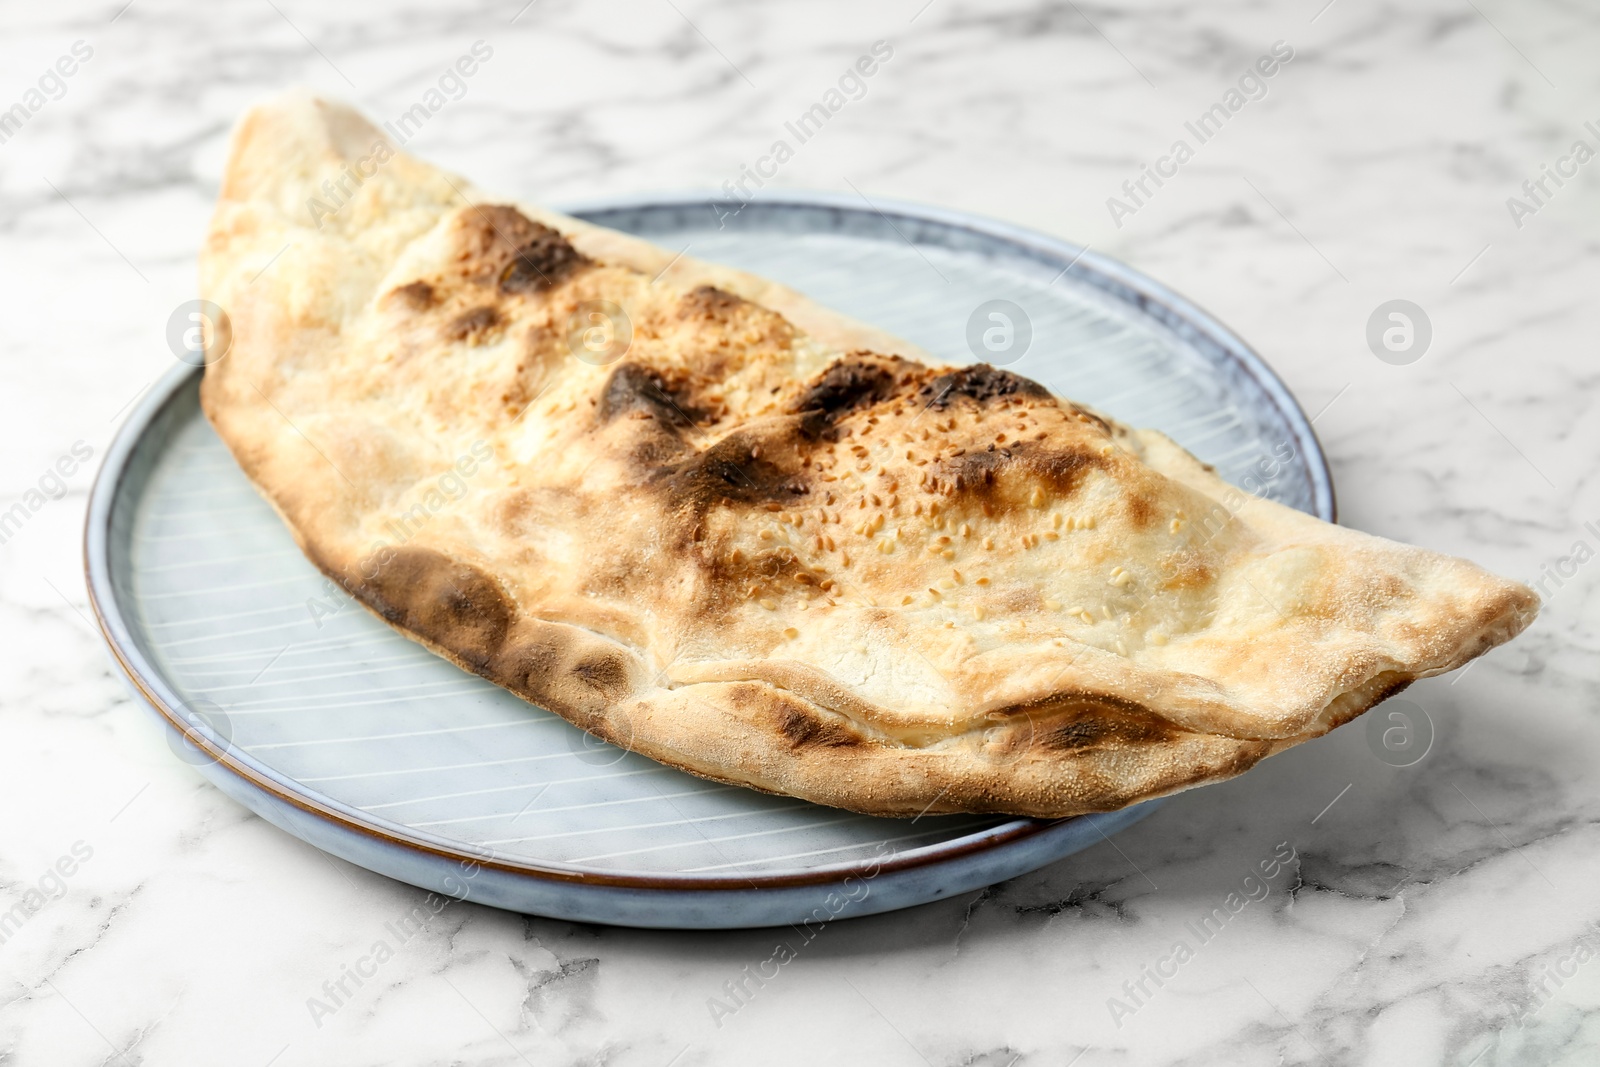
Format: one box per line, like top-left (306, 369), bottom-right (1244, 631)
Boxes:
top-left (198, 92), bottom-right (1540, 818)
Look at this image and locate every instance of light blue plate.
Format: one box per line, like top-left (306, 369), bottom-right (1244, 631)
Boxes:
top-left (86, 193), bottom-right (1334, 929)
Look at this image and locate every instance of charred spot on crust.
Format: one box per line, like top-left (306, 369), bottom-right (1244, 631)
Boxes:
top-left (598, 362), bottom-right (712, 430)
top-left (494, 635), bottom-right (560, 690)
top-left (775, 699), bottom-right (860, 748)
top-left (941, 449), bottom-right (1010, 495)
top-left (360, 548), bottom-right (512, 669)
top-left (489, 630), bottom-right (640, 721)
top-left (986, 692), bottom-right (1178, 755)
top-left (1124, 490), bottom-right (1155, 529)
top-left (1024, 443), bottom-right (1107, 494)
top-left (677, 285), bottom-right (746, 321)
top-left (672, 285), bottom-right (798, 365)
top-left (499, 222), bottom-right (591, 294)
top-left (920, 364), bottom-right (1050, 409)
top-left (469, 204), bottom-right (542, 243)
top-left (446, 305), bottom-right (502, 342)
top-left (569, 650), bottom-right (634, 702)
top-left (599, 363), bottom-right (810, 511)
top-left (623, 426), bottom-right (698, 471)
top-left (789, 354), bottom-right (908, 438)
top-left (390, 280), bottom-right (436, 310)
top-left (1040, 711), bottom-right (1176, 751)
top-left (692, 544), bottom-right (823, 612)
top-left (933, 439), bottom-right (1106, 500)
top-left (453, 206), bottom-right (591, 292)
top-left (653, 431), bottom-right (808, 509)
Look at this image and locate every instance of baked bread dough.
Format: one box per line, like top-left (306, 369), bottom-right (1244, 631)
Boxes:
top-left (198, 92), bottom-right (1538, 817)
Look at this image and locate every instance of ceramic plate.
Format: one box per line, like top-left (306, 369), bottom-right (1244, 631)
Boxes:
top-left (86, 192), bottom-right (1334, 929)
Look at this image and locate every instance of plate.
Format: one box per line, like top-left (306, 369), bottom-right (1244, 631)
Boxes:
top-left (86, 192), bottom-right (1334, 929)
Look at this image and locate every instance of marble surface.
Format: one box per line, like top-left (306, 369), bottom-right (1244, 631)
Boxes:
top-left (1, 0), bottom-right (1597, 1063)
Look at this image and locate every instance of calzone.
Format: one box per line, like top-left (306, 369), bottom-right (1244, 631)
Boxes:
top-left (198, 93), bottom-right (1538, 817)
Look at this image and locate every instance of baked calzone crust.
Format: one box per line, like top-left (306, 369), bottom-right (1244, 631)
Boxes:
top-left (198, 92), bottom-right (1538, 817)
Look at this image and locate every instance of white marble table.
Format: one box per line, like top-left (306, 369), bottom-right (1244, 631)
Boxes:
top-left (2, 1), bottom-right (1597, 1063)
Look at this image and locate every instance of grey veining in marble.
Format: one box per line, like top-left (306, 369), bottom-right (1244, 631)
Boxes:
top-left (1, 0), bottom-right (1597, 1063)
